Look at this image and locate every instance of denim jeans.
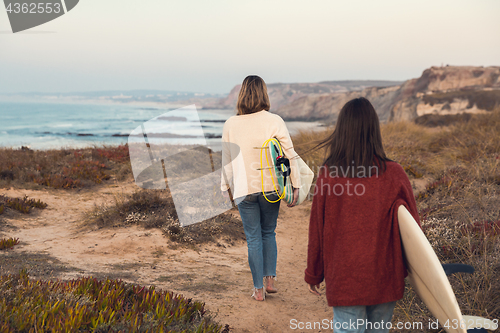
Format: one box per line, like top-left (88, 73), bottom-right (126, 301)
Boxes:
top-left (332, 301), bottom-right (397, 333)
top-left (237, 191), bottom-right (281, 289)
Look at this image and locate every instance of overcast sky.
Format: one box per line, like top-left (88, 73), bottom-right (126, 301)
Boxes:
top-left (1, 0), bottom-right (499, 94)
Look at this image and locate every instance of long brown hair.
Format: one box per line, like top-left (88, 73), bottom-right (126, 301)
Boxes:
top-left (236, 75), bottom-right (271, 115)
top-left (314, 97), bottom-right (389, 177)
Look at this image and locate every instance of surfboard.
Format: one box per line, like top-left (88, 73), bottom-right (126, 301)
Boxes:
top-left (398, 205), bottom-right (467, 333)
top-left (266, 138), bottom-right (293, 203)
top-left (263, 138), bottom-right (314, 205)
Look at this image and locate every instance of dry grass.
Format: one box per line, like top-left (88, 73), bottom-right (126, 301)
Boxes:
top-left (291, 108), bottom-right (500, 332)
top-left (86, 189), bottom-right (245, 248)
top-left (0, 144), bottom-right (132, 189)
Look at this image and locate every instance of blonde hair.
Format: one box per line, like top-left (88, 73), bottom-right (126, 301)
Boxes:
top-left (236, 75), bottom-right (271, 115)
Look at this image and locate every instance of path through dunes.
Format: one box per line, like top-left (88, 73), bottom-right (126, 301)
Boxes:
top-left (0, 180), bottom-right (333, 332)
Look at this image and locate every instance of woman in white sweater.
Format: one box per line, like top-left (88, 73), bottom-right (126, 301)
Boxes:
top-left (221, 75), bottom-right (300, 301)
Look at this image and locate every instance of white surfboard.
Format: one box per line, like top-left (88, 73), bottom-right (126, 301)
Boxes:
top-left (398, 205), bottom-right (467, 333)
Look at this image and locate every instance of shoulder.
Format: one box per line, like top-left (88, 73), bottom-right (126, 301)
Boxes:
top-left (267, 112), bottom-right (286, 123)
top-left (223, 115), bottom-right (238, 130)
top-left (385, 161), bottom-right (404, 173)
top-left (384, 161), bottom-right (411, 183)
top-left (249, 110), bottom-right (285, 123)
top-left (223, 111), bottom-right (284, 128)
top-left (264, 112), bottom-right (288, 132)
top-left (315, 165), bottom-right (330, 181)
top-left (224, 114), bottom-right (238, 124)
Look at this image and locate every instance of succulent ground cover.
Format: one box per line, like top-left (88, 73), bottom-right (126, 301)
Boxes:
top-left (0, 270), bottom-right (229, 333)
top-left (0, 237), bottom-right (19, 250)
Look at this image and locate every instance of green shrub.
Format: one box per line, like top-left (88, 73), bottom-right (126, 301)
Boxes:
top-left (0, 271), bottom-right (228, 333)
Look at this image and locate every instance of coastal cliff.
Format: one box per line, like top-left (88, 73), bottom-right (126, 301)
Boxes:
top-left (389, 66), bottom-right (500, 122)
top-left (275, 66), bottom-right (500, 122)
top-left (201, 80), bottom-right (402, 112)
top-left (206, 66), bottom-right (500, 123)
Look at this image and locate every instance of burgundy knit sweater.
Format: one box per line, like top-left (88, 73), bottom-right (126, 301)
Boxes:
top-left (304, 161), bottom-right (420, 307)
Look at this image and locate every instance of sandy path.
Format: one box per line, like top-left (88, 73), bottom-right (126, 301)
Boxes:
top-left (0, 181), bottom-right (333, 333)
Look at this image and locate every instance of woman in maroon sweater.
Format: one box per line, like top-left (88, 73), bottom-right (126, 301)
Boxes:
top-left (304, 97), bottom-right (420, 333)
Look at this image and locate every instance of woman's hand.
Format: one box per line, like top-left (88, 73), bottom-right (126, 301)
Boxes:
top-left (222, 190), bottom-right (229, 198)
top-left (287, 188), bottom-right (300, 207)
top-left (308, 283), bottom-right (321, 296)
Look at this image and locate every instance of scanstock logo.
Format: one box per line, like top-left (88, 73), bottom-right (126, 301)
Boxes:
top-left (3, 0), bottom-right (79, 33)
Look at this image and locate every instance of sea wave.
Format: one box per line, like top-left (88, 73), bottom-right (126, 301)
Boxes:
top-left (32, 131), bottom-right (221, 139)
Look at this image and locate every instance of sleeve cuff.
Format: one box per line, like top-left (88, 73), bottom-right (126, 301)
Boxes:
top-left (304, 270), bottom-right (324, 285)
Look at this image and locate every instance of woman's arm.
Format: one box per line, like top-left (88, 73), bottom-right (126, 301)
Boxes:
top-left (304, 168), bottom-right (327, 286)
top-left (220, 123), bottom-right (233, 192)
top-left (394, 164), bottom-right (421, 227)
top-left (274, 116), bottom-right (301, 190)
top-left (402, 176), bottom-right (420, 226)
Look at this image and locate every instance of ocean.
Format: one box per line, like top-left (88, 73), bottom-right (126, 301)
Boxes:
top-left (0, 100), bottom-right (323, 151)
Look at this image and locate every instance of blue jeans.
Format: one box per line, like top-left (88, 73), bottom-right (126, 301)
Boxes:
top-left (332, 301), bottom-right (397, 333)
top-left (237, 192), bottom-right (281, 289)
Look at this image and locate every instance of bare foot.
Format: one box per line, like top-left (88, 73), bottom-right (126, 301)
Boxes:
top-left (252, 287), bottom-right (265, 301)
top-left (265, 276), bottom-right (278, 293)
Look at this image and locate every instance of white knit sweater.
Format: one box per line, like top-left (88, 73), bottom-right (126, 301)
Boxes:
top-left (221, 110), bottom-right (301, 200)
